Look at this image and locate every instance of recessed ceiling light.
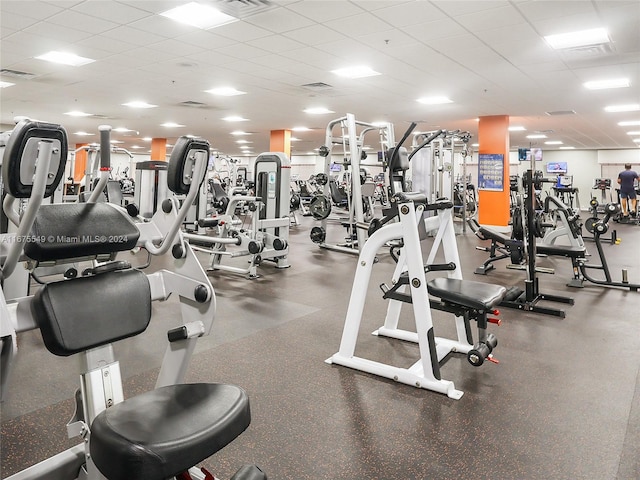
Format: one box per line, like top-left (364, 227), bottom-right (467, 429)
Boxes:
top-left (545, 141), bottom-right (563, 145)
top-left (509, 126), bottom-right (526, 131)
top-left (604, 104), bottom-right (640, 113)
top-left (231, 130), bottom-right (251, 136)
top-left (74, 131), bottom-right (95, 136)
top-left (142, 137), bottom-right (153, 142)
top-left (131, 145), bottom-right (144, 149)
top-left (618, 120), bottom-right (640, 126)
top-left (161, 122), bottom-right (185, 127)
top-left (544, 27), bottom-right (609, 50)
top-left (292, 126), bottom-right (310, 132)
top-left (236, 140), bottom-right (251, 144)
top-left (626, 131), bottom-right (640, 135)
top-left (223, 116), bottom-right (248, 122)
top-left (526, 134), bottom-right (547, 139)
top-left (416, 96), bottom-right (453, 105)
top-left (0, 81), bottom-right (15, 88)
top-left (290, 137), bottom-right (301, 142)
top-left (304, 107), bottom-right (334, 115)
top-left (584, 78), bottom-right (630, 90)
top-left (205, 86), bottom-right (246, 96)
top-left (331, 65), bottom-right (381, 79)
top-left (113, 127), bottom-right (137, 133)
top-left (110, 140), bottom-right (124, 144)
top-left (36, 51), bottom-right (95, 66)
top-left (123, 101), bottom-right (158, 109)
top-left (65, 110), bottom-right (93, 117)
top-left (559, 146), bottom-right (575, 150)
top-left (160, 2), bottom-right (237, 30)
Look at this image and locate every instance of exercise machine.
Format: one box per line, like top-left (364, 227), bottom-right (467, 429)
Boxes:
top-left (566, 202), bottom-right (640, 291)
top-left (310, 113), bottom-right (394, 254)
top-left (0, 119), bottom-right (266, 480)
top-left (184, 152), bottom-right (291, 279)
top-left (326, 194), bottom-right (505, 399)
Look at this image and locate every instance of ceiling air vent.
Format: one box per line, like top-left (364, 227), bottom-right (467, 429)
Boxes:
top-left (301, 82), bottom-right (333, 91)
top-left (0, 68), bottom-right (37, 80)
top-left (559, 42), bottom-right (614, 60)
top-left (545, 110), bottom-right (576, 116)
top-left (216, 0), bottom-right (275, 18)
top-left (179, 101), bottom-right (208, 108)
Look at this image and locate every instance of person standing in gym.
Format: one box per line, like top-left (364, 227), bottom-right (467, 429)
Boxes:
top-left (617, 163), bottom-right (639, 217)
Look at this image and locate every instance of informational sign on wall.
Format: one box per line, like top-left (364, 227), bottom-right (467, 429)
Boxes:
top-left (478, 153), bottom-right (504, 191)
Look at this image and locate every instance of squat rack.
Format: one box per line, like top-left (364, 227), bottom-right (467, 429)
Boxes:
top-left (313, 113), bottom-right (395, 254)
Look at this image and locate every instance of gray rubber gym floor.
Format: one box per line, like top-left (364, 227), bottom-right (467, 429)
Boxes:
top-left (2, 210), bottom-right (639, 479)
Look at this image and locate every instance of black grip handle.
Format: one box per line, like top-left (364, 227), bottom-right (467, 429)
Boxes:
top-left (98, 125), bottom-right (111, 169)
top-left (198, 218), bottom-right (220, 228)
top-left (424, 262), bottom-right (457, 272)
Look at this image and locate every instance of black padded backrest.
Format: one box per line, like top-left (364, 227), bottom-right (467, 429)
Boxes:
top-left (24, 203), bottom-right (139, 262)
top-left (2, 119), bottom-right (68, 198)
top-left (167, 136), bottom-right (210, 194)
top-left (31, 269), bottom-right (151, 357)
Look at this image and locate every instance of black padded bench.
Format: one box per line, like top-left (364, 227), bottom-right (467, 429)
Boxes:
top-left (427, 277), bottom-right (506, 312)
top-left (536, 243), bottom-right (586, 259)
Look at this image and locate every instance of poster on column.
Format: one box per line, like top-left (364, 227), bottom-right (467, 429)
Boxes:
top-left (478, 154), bottom-right (504, 191)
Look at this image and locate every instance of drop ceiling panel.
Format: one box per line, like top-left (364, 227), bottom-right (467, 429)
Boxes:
top-left (128, 15), bottom-right (197, 39)
top-left (78, 35), bottom-right (138, 55)
top-left (71, 1), bottom-right (152, 24)
top-left (175, 30), bottom-right (238, 50)
top-left (245, 8), bottom-right (316, 34)
top-left (1, 1), bottom-right (63, 20)
top-left (100, 25), bottom-right (167, 47)
top-left (24, 21), bottom-right (94, 44)
top-left (531, 13), bottom-right (604, 37)
top-left (282, 24), bottom-right (348, 46)
top-left (369, 2), bottom-right (449, 27)
top-left (245, 35), bottom-right (307, 54)
top-left (147, 39), bottom-right (206, 57)
top-left (324, 12), bottom-right (395, 37)
top-left (0, 11), bottom-right (41, 31)
top-left (513, 0), bottom-right (598, 21)
top-left (455, 5), bottom-right (526, 31)
top-left (285, 0), bottom-right (366, 23)
top-left (403, 18), bottom-right (469, 42)
top-left (246, 53), bottom-right (304, 69)
top-left (46, 10), bottom-right (120, 34)
top-left (356, 29), bottom-right (420, 49)
top-left (211, 21), bottom-right (273, 43)
top-left (432, 1), bottom-right (511, 16)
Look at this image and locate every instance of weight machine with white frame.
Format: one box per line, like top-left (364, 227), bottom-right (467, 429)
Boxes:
top-left (326, 194), bottom-right (506, 399)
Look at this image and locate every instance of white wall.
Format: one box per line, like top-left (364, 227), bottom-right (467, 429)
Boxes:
top-left (463, 148), bottom-right (638, 209)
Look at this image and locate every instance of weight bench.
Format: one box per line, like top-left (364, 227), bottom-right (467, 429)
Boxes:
top-left (468, 218), bottom-right (524, 274)
top-left (382, 269), bottom-right (506, 366)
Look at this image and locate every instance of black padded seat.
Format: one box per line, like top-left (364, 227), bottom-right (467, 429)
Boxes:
top-left (90, 383), bottom-right (251, 480)
top-left (427, 277), bottom-right (506, 311)
top-left (536, 244), bottom-right (586, 258)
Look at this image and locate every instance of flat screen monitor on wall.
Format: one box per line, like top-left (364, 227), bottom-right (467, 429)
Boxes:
top-left (546, 161), bottom-right (568, 174)
top-left (518, 148), bottom-right (543, 162)
top-left (330, 163), bottom-right (342, 172)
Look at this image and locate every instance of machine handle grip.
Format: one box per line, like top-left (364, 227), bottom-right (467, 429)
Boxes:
top-left (98, 125), bottom-right (111, 169)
